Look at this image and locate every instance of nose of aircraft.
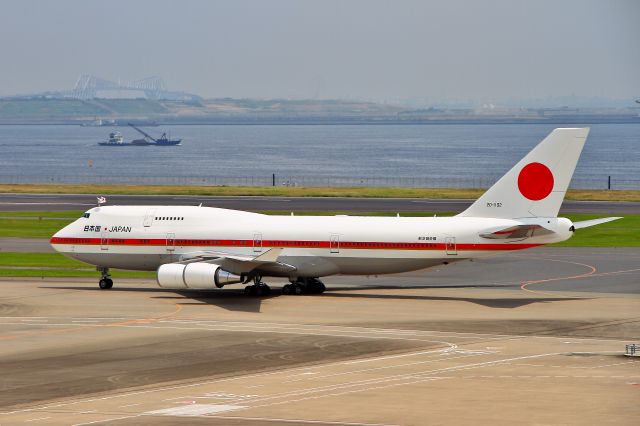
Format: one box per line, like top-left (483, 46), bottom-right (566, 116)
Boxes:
top-left (50, 221), bottom-right (75, 252)
top-left (50, 229), bottom-right (62, 252)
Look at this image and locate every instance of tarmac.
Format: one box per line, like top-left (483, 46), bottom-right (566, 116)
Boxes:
top-left (1, 248), bottom-right (639, 425)
top-left (1, 193), bottom-right (639, 214)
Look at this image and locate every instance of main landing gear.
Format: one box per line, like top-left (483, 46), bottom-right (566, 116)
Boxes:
top-left (244, 276), bottom-right (271, 296)
top-left (282, 277), bottom-right (326, 295)
top-left (98, 266), bottom-right (113, 290)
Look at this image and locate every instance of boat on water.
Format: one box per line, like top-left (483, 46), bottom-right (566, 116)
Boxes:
top-left (98, 132), bottom-right (151, 146)
top-left (81, 117), bottom-right (116, 127)
top-left (98, 126), bottom-right (182, 146)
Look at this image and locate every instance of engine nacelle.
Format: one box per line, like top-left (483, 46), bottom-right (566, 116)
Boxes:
top-left (157, 262), bottom-right (244, 289)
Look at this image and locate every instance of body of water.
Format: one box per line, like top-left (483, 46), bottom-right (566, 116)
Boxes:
top-left (0, 123), bottom-right (638, 189)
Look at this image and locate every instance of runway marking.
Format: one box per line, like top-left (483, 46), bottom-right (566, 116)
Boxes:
top-left (72, 414), bottom-right (140, 426)
top-left (198, 415), bottom-right (402, 426)
top-left (250, 377), bottom-right (448, 410)
top-left (0, 326), bottom-right (630, 418)
top-left (146, 403), bottom-right (246, 416)
top-left (24, 416), bottom-right (51, 422)
top-left (341, 348), bottom-right (457, 365)
top-left (240, 353), bottom-right (559, 407)
top-left (520, 258), bottom-right (597, 296)
top-left (283, 352), bottom-right (485, 384)
top-left (0, 295), bottom-right (183, 341)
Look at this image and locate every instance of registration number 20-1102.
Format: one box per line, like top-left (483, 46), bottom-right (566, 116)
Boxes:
top-left (486, 202), bottom-right (503, 208)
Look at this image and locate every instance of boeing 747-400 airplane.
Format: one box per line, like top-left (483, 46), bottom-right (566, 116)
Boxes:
top-left (51, 128), bottom-right (620, 295)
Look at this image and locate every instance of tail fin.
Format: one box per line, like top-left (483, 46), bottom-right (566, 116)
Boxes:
top-left (458, 128), bottom-right (589, 219)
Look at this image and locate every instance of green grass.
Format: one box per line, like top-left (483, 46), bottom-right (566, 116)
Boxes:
top-left (0, 252), bottom-right (155, 278)
top-left (0, 218), bottom-right (72, 238)
top-left (0, 268), bottom-right (155, 278)
top-left (2, 183), bottom-right (640, 201)
top-left (0, 211), bottom-right (82, 218)
top-left (0, 252), bottom-right (87, 267)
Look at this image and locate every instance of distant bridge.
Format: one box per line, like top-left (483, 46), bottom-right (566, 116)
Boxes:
top-left (70, 75), bottom-right (200, 101)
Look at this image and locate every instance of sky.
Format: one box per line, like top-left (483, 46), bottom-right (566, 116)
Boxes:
top-left (1, 0), bottom-right (639, 104)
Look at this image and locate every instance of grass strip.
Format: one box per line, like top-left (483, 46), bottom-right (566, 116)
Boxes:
top-left (1, 184), bottom-right (639, 201)
top-left (0, 268), bottom-right (155, 278)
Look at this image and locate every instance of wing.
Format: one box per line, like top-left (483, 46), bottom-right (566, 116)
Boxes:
top-left (178, 247), bottom-right (297, 275)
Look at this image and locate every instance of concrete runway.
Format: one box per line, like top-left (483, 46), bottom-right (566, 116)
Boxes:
top-left (1, 193), bottom-right (639, 214)
top-left (1, 248), bottom-right (639, 425)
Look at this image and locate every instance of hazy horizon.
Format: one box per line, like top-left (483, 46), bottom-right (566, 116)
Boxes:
top-left (1, 0), bottom-right (638, 104)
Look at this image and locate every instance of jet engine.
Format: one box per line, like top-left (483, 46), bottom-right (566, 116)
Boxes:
top-left (157, 262), bottom-right (245, 289)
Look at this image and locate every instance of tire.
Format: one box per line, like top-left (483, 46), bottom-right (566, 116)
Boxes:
top-left (244, 285), bottom-right (255, 295)
top-left (293, 284), bottom-right (304, 295)
top-left (99, 278), bottom-right (113, 290)
top-left (282, 284), bottom-right (292, 295)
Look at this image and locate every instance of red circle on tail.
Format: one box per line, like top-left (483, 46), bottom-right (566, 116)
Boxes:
top-left (518, 162), bottom-right (554, 201)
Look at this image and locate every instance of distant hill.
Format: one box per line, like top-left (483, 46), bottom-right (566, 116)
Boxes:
top-left (0, 97), bottom-right (637, 125)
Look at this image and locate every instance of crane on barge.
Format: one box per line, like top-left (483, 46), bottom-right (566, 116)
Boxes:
top-left (128, 123), bottom-right (182, 146)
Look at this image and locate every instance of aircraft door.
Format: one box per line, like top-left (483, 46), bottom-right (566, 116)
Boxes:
top-left (445, 237), bottom-right (457, 255)
top-left (253, 233), bottom-right (262, 253)
top-left (100, 230), bottom-right (109, 251)
top-left (143, 208), bottom-right (156, 227)
top-left (330, 234), bottom-right (340, 253)
top-left (166, 232), bottom-right (175, 252)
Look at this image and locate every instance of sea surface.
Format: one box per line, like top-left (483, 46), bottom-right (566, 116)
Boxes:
top-left (0, 123), bottom-right (638, 189)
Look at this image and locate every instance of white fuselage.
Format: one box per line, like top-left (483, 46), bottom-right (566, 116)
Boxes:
top-left (51, 205), bottom-right (573, 279)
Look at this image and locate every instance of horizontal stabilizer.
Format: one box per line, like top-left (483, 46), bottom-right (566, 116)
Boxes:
top-left (573, 217), bottom-right (622, 230)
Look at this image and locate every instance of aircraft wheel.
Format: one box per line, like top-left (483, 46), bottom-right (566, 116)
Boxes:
top-left (259, 285), bottom-right (271, 296)
top-left (99, 278), bottom-right (113, 290)
top-left (282, 284), bottom-right (292, 295)
top-left (293, 283), bottom-right (304, 295)
top-left (244, 285), bottom-right (255, 295)
top-left (317, 282), bottom-right (326, 294)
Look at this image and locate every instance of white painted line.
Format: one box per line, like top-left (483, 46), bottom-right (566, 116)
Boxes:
top-left (146, 404), bottom-right (245, 416)
top-left (342, 347), bottom-right (456, 365)
top-left (204, 415), bottom-right (402, 426)
top-left (24, 416), bottom-right (51, 422)
top-left (119, 403), bottom-right (141, 408)
top-left (284, 352), bottom-right (482, 384)
top-left (73, 414), bottom-right (140, 426)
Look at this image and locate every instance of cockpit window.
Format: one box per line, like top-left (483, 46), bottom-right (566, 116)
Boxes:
top-left (82, 213), bottom-right (91, 218)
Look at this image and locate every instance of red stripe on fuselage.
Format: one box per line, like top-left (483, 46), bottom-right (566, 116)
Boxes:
top-left (49, 237), bottom-right (542, 251)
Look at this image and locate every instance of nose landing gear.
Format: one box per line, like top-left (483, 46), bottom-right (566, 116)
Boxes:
top-left (97, 267), bottom-right (113, 290)
top-left (282, 277), bottom-right (326, 295)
